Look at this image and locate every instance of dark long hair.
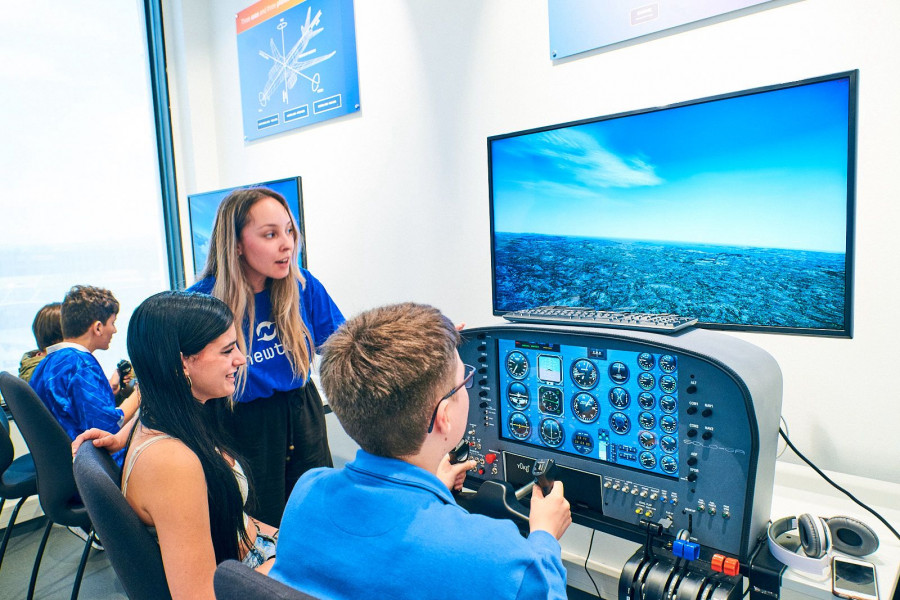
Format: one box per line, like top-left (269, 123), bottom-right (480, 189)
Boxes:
top-left (127, 291), bottom-right (250, 562)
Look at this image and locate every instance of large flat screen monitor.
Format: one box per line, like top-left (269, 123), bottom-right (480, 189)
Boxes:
top-left (187, 177), bottom-right (306, 280)
top-left (489, 71), bottom-right (857, 337)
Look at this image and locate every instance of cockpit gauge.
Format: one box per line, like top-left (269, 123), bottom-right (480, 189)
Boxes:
top-left (572, 431), bottom-right (594, 455)
top-left (638, 412), bottom-right (656, 430)
top-left (539, 417), bottom-right (565, 447)
top-left (507, 381), bottom-right (530, 410)
top-left (660, 435), bottom-right (677, 454)
top-left (659, 354), bottom-right (677, 373)
top-left (508, 412), bottom-right (531, 440)
top-left (638, 430), bottom-right (657, 450)
top-left (660, 415), bottom-right (678, 434)
top-left (659, 375), bottom-right (678, 394)
top-left (538, 386), bottom-right (564, 416)
top-left (638, 392), bottom-right (656, 410)
top-left (608, 361), bottom-right (630, 384)
top-left (572, 392), bottom-right (599, 423)
top-left (660, 455), bottom-right (678, 474)
top-left (608, 387), bottom-right (630, 409)
top-left (639, 451), bottom-right (657, 469)
top-left (660, 395), bottom-right (677, 413)
top-left (570, 359), bottom-right (598, 389)
top-left (506, 351), bottom-right (529, 379)
top-left (637, 372), bottom-right (656, 391)
top-left (637, 352), bottom-right (655, 370)
top-left (609, 412), bottom-right (630, 435)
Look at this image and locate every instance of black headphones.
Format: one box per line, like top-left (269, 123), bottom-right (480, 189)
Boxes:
top-left (767, 514), bottom-right (879, 576)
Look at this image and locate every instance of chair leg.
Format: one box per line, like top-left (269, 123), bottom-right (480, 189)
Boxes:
top-left (27, 519), bottom-right (53, 600)
top-left (0, 495), bottom-right (29, 572)
top-left (68, 528), bottom-right (94, 600)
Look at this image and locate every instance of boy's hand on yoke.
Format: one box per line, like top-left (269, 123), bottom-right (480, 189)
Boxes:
top-left (528, 480), bottom-right (572, 540)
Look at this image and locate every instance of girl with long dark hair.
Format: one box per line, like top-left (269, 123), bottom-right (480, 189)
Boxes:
top-left (117, 291), bottom-right (277, 599)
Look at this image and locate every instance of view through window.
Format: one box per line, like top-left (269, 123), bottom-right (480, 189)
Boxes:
top-left (0, 1), bottom-right (169, 377)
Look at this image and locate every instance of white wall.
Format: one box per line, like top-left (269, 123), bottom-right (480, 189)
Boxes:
top-left (163, 0), bottom-right (900, 485)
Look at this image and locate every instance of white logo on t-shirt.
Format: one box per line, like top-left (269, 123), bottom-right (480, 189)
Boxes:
top-left (256, 321), bottom-right (277, 342)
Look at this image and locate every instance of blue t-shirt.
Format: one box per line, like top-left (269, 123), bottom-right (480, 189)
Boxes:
top-left (188, 268), bottom-right (344, 402)
top-left (30, 345), bottom-right (126, 451)
top-left (270, 450), bottom-right (568, 599)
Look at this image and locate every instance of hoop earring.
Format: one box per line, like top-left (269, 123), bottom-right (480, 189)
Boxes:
top-left (186, 375), bottom-right (193, 389)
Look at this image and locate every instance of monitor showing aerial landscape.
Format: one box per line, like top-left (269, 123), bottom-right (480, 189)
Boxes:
top-left (187, 177), bottom-right (306, 280)
top-left (489, 71), bottom-right (857, 337)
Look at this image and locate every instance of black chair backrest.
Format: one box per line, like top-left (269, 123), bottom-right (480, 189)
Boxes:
top-left (214, 560), bottom-right (320, 600)
top-left (0, 372), bottom-right (82, 524)
top-left (73, 443), bottom-right (172, 600)
top-left (1, 402), bottom-right (14, 475)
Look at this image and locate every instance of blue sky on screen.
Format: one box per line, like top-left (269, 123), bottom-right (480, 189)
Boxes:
top-left (491, 78), bottom-right (850, 253)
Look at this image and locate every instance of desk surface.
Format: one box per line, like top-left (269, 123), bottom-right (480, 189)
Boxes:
top-left (326, 413), bottom-right (900, 600)
top-left (559, 461), bottom-right (900, 600)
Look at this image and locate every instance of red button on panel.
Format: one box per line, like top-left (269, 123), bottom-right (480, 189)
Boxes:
top-left (723, 558), bottom-right (740, 576)
top-left (485, 453), bottom-right (497, 464)
top-left (710, 554), bottom-right (725, 573)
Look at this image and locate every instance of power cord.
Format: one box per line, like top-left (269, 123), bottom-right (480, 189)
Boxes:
top-left (776, 416), bottom-right (789, 459)
top-left (779, 427), bottom-right (900, 542)
top-left (584, 528), bottom-right (602, 598)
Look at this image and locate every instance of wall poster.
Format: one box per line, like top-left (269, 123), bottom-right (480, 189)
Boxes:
top-left (236, 0), bottom-right (359, 141)
top-left (548, 0), bottom-right (786, 59)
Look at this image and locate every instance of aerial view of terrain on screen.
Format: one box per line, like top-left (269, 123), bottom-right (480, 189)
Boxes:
top-left (494, 233), bottom-right (846, 329)
top-left (490, 77), bottom-right (851, 331)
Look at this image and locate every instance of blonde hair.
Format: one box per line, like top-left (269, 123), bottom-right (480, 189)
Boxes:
top-left (201, 188), bottom-right (314, 393)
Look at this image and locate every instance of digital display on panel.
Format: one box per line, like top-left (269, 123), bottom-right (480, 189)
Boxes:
top-left (489, 72), bottom-right (857, 337)
top-left (498, 339), bottom-right (680, 478)
top-left (187, 177), bottom-right (306, 279)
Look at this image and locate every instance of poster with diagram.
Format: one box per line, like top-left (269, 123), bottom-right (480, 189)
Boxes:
top-left (548, 0), bottom-right (784, 59)
top-left (236, 0), bottom-right (359, 141)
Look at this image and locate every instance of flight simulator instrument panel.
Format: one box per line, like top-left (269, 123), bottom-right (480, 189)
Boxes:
top-left (459, 323), bottom-right (782, 568)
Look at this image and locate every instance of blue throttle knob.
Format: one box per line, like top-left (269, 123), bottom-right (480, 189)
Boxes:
top-left (672, 539), bottom-right (701, 560)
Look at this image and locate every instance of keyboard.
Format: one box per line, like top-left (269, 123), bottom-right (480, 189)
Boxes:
top-left (502, 306), bottom-right (697, 333)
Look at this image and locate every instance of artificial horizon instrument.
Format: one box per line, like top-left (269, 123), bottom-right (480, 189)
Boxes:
top-left (455, 321), bottom-right (783, 600)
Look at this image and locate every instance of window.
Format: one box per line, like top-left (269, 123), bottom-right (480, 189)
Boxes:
top-left (0, 1), bottom-right (169, 375)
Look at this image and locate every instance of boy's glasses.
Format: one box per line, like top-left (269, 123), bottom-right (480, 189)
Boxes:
top-left (426, 364), bottom-right (475, 433)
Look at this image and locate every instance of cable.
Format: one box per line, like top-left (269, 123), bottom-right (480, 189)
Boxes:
top-left (777, 415), bottom-right (789, 459)
top-left (584, 528), bottom-right (602, 598)
top-left (780, 427), bottom-right (900, 542)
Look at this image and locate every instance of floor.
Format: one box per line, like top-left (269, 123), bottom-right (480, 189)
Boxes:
top-left (0, 518), bottom-right (124, 600)
top-left (0, 517), bottom-right (600, 600)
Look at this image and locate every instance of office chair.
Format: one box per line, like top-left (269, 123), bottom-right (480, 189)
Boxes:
top-left (0, 372), bottom-right (96, 600)
top-left (73, 442), bottom-right (171, 599)
top-left (0, 401), bottom-right (38, 572)
top-left (214, 560), bottom-right (321, 600)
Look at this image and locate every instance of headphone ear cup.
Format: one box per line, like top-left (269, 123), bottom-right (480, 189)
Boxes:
top-left (826, 516), bottom-right (880, 557)
top-left (798, 513), bottom-right (829, 558)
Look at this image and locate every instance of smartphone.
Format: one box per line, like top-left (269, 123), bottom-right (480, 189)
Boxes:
top-left (833, 556), bottom-right (879, 600)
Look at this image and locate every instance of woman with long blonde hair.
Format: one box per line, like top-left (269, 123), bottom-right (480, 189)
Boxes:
top-left (188, 187), bottom-right (344, 525)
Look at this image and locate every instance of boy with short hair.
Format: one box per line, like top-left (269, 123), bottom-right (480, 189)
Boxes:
top-left (270, 303), bottom-right (571, 599)
top-left (30, 285), bottom-right (140, 444)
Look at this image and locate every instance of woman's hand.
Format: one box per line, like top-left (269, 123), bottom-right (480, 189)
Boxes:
top-left (72, 428), bottom-right (117, 455)
top-left (71, 415), bottom-right (137, 455)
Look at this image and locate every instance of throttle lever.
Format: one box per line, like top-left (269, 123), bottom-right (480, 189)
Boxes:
top-left (512, 458), bottom-right (558, 501)
top-left (531, 458), bottom-right (558, 496)
top-left (448, 438), bottom-right (470, 465)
